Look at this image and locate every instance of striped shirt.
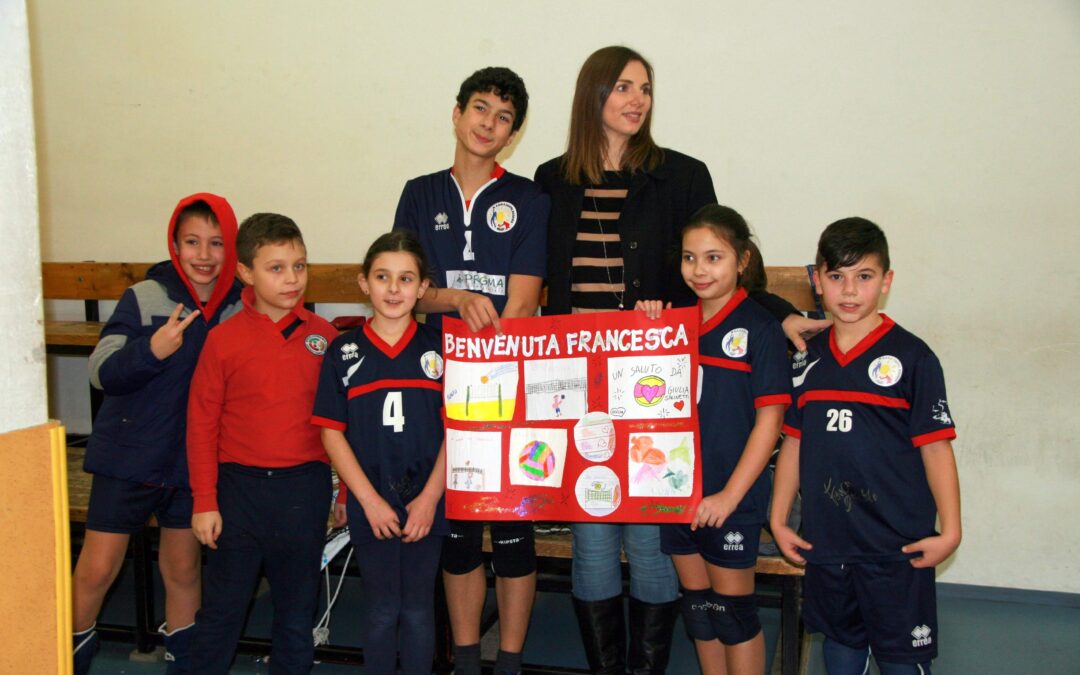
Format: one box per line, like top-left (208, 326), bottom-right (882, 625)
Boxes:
top-left (571, 171), bottom-right (629, 312)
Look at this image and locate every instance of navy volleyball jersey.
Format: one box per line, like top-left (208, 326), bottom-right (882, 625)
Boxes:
top-left (784, 315), bottom-right (956, 564)
top-left (312, 321), bottom-right (448, 540)
top-left (392, 165), bottom-right (549, 327)
top-left (698, 288), bottom-right (792, 524)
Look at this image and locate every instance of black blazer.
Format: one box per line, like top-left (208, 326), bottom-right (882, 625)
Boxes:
top-left (535, 148), bottom-right (718, 314)
top-left (534, 149), bottom-right (798, 321)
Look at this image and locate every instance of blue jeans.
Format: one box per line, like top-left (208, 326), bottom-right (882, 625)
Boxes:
top-left (571, 523), bottom-right (678, 603)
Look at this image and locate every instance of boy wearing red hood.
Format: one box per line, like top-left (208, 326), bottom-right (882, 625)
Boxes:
top-left (71, 194), bottom-right (243, 675)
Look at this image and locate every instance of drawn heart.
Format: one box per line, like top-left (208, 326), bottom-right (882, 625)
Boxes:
top-left (642, 385), bottom-right (660, 402)
top-left (674, 400), bottom-right (685, 411)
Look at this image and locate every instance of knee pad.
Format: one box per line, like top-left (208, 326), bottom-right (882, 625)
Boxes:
top-left (679, 588), bottom-right (717, 641)
top-left (441, 522), bottom-right (484, 575)
top-left (490, 523), bottom-right (536, 578)
top-left (708, 591), bottom-right (762, 646)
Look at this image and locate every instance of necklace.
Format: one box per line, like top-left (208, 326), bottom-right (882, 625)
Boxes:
top-left (590, 192), bottom-right (625, 310)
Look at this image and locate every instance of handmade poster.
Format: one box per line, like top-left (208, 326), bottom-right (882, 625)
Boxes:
top-left (444, 307), bottom-right (701, 523)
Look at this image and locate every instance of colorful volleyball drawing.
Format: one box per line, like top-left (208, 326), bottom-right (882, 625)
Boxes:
top-left (633, 375), bottom-right (667, 407)
top-left (519, 440), bottom-right (557, 481)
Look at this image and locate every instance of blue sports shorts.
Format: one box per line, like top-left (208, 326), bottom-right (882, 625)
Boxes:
top-left (86, 474), bottom-right (193, 533)
top-left (660, 522), bottom-right (761, 569)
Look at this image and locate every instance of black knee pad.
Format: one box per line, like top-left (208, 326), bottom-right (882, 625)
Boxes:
top-left (441, 521), bottom-right (484, 575)
top-left (708, 591), bottom-right (761, 646)
top-left (679, 588), bottom-right (717, 641)
top-left (489, 522), bottom-right (536, 578)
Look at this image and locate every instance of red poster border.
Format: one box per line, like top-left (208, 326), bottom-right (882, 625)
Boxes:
top-left (443, 307), bottom-right (701, 523)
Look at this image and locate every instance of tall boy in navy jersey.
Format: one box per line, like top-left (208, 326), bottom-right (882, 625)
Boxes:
top-left (770, 218), bottom-right (961, 674)
top-left (187, 213), bottom-right (336, 673)
top-left (391, 67), bottom-right (548, 675)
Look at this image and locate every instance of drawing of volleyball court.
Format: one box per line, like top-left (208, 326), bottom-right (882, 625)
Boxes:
top-left (523, 357), bottom-right (588, 420)
top-left (446, 428), bottom-right (502, 493)
top-left (445, 360), bottom-right (519, 421)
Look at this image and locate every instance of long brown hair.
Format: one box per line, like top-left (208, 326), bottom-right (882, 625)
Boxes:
top-left (562, 46), bottom-right (663, 185)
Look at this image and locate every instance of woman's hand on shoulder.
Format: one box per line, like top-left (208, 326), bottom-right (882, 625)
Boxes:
top-left (781, 314), bottom-right (831, 352)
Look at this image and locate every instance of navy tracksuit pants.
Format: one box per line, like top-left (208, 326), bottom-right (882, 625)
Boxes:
top-left (191, 461), bottom-right (332, 674)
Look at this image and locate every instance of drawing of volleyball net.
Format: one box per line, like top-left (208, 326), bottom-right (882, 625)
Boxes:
top-left (446, 362), bottom-right (518, 421)
top-left (523, 378), bottom-right (587, 395)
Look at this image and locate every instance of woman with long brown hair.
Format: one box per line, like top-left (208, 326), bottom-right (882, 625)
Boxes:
top-left (535, 46), bottom-right (825, 674)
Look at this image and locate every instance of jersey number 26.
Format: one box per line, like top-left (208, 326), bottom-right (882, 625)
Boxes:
top-left (825, 408), bottom-right (853, 433)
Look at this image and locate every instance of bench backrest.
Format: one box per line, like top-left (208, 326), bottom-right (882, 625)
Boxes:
top-left (42, 262), bottom-right (817, 311)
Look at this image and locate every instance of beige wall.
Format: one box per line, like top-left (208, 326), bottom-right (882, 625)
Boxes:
top-left (2, 0), bottom-right (47, 434)
top-left (29, 1), bottom-right (1080, 592)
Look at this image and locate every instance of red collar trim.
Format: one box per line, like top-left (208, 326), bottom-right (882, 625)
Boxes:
top-left (700, 288), bottom-right (749, 335)
top-left (449, 162), bottom-right (505, 180)
top-left (830, 314), bottom-right (895, 366)
top-left (363, 319), bottom-right (418, 359)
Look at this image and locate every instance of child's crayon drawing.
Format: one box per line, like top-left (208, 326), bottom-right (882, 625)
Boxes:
top-left (606, 355), bottom-right (691, 420)
top-left (574, 466), bottom-right (622, 517)
top-left (626, 432), bottom-right (694, 497)
top-left (573, 412), bottom-right (616, 462)
top-left (445, 360), bottom-right (519, 421)
top-left (523, 357), bottom-right (588, 420)
top-left (446, 428), bottom-right (502, 493)
top-left (508, 427), bottom-right (567, 488)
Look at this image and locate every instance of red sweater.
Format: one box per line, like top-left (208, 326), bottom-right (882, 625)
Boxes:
top-left (187, 287), bottom-right (335, 513)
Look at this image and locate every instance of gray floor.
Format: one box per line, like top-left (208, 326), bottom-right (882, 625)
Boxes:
top-left (85, 559), bottom-right (1080, 674)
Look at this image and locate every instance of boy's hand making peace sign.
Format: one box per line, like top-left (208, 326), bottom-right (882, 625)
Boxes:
top-left (150, 303), bottom-right (201, 360)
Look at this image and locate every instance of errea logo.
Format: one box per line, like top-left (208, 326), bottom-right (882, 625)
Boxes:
top-left (434, 212), bottom-right (449, 231)
top-left (340, 343), bottom-right (359, 361)
top-left (911, 624), bottom-right (933, 647)
top-left (723, 531), bottom-right (744, 551)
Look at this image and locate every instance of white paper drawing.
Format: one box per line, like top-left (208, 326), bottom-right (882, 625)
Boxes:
top-left (574, 412), bottom-right (616, 462)
top-left (446, 428), bottom-right (503, 493)
top-left (445, 360), bottom-right (519, 421)
top-left (626, 432), bottom-right (694, 497)
top-left (508, 428), bottom-right (567, 488)
top-left (607, 355), bottom-right (692, 420)
top-left (575, 466), bottom-right (622, 517)
top-left (523, 357), bottom-right (588, 420)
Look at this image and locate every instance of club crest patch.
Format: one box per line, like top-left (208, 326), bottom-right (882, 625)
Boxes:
top-left (722, 328), bottom-right (748, 358)
top-left (421, 350), bottom-right (444, 379)
top-left (486, 201), bottom-right (517, 233)
top-left (305, 334), bottom-right (328, 356)
top-left (868, 355), bottom-right (902, 386)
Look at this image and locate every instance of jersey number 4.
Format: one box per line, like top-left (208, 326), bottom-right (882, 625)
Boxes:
top-left (825, 408), bottom-right (853, 433)
top-left (383, 392), bottom-right (405, 433)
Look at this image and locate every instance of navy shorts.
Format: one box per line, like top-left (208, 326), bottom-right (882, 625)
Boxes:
top-left (441, 520), bottom-right (536, 578)
top-left (86, 474), bottom-right (193, 533)
top-left (660, 522), bottom-right (760, 569)
top-left (803, 560), bottom-right (938, 664)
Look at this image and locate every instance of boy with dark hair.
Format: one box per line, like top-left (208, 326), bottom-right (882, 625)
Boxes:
top-left (187, 213), bottom-right (336, 673)
top-left (72, 193), bottom-right (242, 675)
top-left (771, 217), bottom-right (961, 674)
top-left (390, 66), bottom-right (548, 675)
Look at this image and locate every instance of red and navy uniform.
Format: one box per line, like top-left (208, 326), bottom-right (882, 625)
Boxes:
top-left (661, 289), bottom-right (791, 566)
top-left (696, 289), bottom-right (792, 519)
top-left (312, 320), bottom-right (448, 542)
top-left (392, 165), bottom-right (549, 327)
top-left (783, 314), bottom-right (957, 564)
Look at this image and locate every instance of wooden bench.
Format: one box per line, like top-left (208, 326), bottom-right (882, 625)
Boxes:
top-left (49, 261), bottom-right (814, 674)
